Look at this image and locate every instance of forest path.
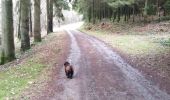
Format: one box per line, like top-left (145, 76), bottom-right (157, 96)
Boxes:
top-left (52, 30), bottom-right (170, 100)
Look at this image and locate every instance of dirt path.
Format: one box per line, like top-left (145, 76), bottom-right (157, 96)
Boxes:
top-left (51, 30), bottom-right (170, 100)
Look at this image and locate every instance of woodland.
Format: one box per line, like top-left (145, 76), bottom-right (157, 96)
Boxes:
top-left (0, 0), bottom-right (170, 99)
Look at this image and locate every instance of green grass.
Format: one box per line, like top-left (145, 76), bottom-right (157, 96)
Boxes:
top-left (0, 58), bottom-right (45, 99)
top-left (81, 29), bottom-right (170, 55)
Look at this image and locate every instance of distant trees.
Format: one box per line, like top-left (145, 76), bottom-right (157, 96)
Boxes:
top-left (46, 0), bottom-right (69, 33)
top-left (53, 0), bottom-right (69, 27)
top-left (73, 0), bottom-right (170, 23)
top-left (1, 0), bottom-right (15, 64)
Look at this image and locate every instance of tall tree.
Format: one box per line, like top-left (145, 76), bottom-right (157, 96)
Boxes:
top-left (49, 0), bottom-right (53, 33)
top-left (20, 0), bottom-right (31, 51)
top-left (34, 0), bottom-right (41, 42)
top-left (46, 0), bottom-right (50, 33)
top-left (92, 0), bottom-right (95, 24)
top-left (16, 0), bottom-right (21, 39)
top-left (29, 2), bottom-right (33, 37)
top-left (46, 0), bottom-right (53, 33)
top-left (144, 0), bottom-right (148, 22)
top-left (1, 0), bottom-right (15, 64)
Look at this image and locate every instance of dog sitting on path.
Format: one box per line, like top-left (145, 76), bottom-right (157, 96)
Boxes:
top-left (64, 62), bottom-right (74, 79)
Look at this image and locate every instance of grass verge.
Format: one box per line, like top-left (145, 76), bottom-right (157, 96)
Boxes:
top-left (0, 32), bottom-right (66, 99)
top-left (0, 58), bottom-right (45, 99)
top-left (81, 29), bottom-right (170, 55)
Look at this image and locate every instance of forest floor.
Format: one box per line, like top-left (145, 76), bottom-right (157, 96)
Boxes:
top-left (0, 32), bottom-right (70, 99)
top-left (0, 22), bottom-right (170, 100)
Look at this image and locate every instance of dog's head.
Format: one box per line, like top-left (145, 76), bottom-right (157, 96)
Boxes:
top-left (64, 61), bottom-right (70, 67)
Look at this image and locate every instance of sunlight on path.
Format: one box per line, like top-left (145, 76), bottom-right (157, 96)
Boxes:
top-left (53, 22), bottom-right (84, 32)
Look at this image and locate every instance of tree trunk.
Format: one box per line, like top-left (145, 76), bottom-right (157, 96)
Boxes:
top-left (46, 0), bottom-right (50, 34)
top-left (20, 0), bottom-right (31, 51)
top-left (29, 2), bottom-right (33, 37)
top-left (117, 7), bottom-right (121, 22)
top-left (1, 0), bottom-right (15, 64)
top-left (88, 7), bottom-right (91, 22)
top-left (18, 1), bottom-right (21, 39)
top-left (113, 11), bottom-right (116, 22)
top-left (157, 0), bottom-right (160, 22)
top-left (34, 0), bottom-right (41, 42)
top-left (124, 7), bottom-right (127, 22)
top-left (133, 4), bottom-right (135, 22)
top-left (144, 0), bottom-right (148, 22)
top-left (92, 0), bottom-right (95, 24)
top-left (48, 0), bottom-right (53, 33)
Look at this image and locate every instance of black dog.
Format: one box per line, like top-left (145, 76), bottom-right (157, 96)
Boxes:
top-left (64, 62), bottom-right (74, 79)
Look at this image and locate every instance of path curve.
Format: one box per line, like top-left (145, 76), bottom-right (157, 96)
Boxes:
top-left (52, 30), bottom-right (170, 100)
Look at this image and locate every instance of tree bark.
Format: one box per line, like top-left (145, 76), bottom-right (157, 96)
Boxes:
top-left (18, 1), bottom-right (21, 39)
top-left (34, 0), bottom-right (41, 42)
top-left (46, 0), bottom-right (50, 34)
top-left (144, 0), bottom-right (148, 22)
top-left (157, 0), bottom-right (160, 22)
top-left (133, 4), bottom-right (135, 22)
top-left (113, 11), bottom-right (117, 22)
top-left (92, 0), bottom-right (95, 24)
top-left (124, 6), bottom-right (127, 22)
top-left (49, 0), bottom-right (53, 33)
top-left (29, 2), bottom-right (33, 37)
top-left (1, 0), bottom-right (15, 64)
top-left (117, 7), bottom-right (121, 22)
top-left (20, 0), bottom-right (31, 51)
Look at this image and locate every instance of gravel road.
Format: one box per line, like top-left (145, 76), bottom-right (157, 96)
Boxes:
top-left (51, 30), bottom-right (170, 100)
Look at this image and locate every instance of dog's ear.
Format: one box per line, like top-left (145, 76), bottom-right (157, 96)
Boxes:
top-left (64, 62), bottom-right (70, 66)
